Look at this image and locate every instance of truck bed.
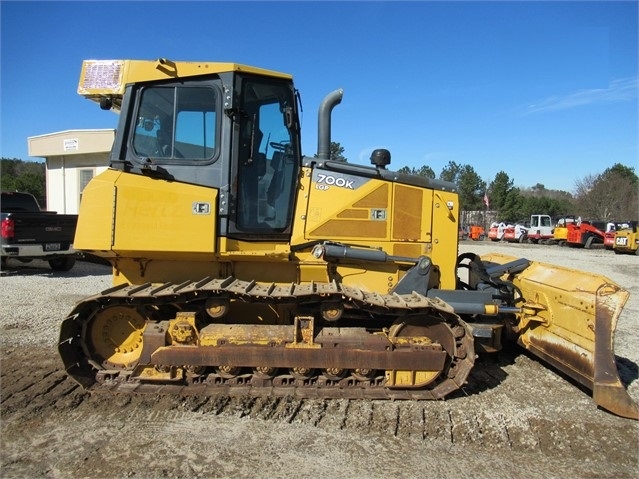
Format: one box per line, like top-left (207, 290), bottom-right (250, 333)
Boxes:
top-left (1, 211), bottom-right (78, 262)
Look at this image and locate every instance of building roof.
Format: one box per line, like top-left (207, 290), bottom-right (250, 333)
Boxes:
top-left (27, 129), bottom-right (115, 157)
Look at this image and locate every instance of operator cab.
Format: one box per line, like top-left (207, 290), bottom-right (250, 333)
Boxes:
top-left (112, 70), bottom-right (301, 240)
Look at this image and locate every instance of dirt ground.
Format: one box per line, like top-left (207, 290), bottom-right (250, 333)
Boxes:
top-left (1, 241), bottom-right (638, 479)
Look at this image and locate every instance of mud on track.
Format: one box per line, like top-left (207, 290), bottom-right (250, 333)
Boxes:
top-left (1, 243), bottom-right (638, 478)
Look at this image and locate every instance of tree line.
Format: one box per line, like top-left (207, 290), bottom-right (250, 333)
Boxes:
top-left (1, 158), bottom-right (46, 206)
top-left (396, 161), bottom-right (638, 224)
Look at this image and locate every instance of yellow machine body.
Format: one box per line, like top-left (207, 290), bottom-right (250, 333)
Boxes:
top-left (75, 165), bottom-right (457, 291)
top-left (60, 59), bottom-right (637, 419)
top-left (612, 224), bottom-right (639, 255)
top-left (553, 225), bottom-right (569, 243)
top-left (552, 216), bottom-right (576, 246)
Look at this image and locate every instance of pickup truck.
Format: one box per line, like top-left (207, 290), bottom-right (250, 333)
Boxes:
top-left (1, 191), bottom-right (78, 271)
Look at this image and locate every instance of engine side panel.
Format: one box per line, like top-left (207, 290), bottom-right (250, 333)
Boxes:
top-left (293, 165), bottom-right (459, 290)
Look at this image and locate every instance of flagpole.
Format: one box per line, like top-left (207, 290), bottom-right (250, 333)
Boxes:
top-left (483, 192), bottom-right (490, 234)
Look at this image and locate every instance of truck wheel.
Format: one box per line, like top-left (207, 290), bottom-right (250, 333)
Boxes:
top-left (585, 236), bottom-right (594, 249)
top-left (48, 256), bottom-right (76, 271)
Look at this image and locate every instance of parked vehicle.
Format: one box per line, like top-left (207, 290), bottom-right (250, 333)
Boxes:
top-left (503, 223), bottom-right (528, 243)
top-left (468, 225), bottom-right (485, 241)
top-left (524, 214), bottom-right (554, 244)
top-left (488, 222), bottom-right (507, 241)
top-left (603, 222), bottom-right (628, 250)
top-left (613, 222), bottom-right (639, 255)
top-left (553, 216), bottom-right (576, 246)
top-left (1, 191), bottom-right (78, 271)
top-left (566, 220), bottom-right (606, 249)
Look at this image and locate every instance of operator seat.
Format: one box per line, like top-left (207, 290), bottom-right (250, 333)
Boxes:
top-left (156, 129), bottom-right (171, 157)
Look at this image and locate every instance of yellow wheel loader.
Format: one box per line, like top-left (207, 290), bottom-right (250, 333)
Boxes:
top-left (59, 59), bottom-right (638, 419)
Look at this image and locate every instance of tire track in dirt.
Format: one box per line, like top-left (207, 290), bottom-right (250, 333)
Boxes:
top-left (2, 346), bottom-right (638, 465)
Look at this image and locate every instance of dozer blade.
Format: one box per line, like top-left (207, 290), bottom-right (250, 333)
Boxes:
top-left (482, 253), bottom-right (639, 420)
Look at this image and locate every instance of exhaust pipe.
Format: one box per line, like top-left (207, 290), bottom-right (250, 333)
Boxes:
top-left (317, 88), bottom-right (343, 161)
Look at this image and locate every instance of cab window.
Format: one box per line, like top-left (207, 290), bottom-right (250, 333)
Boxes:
top-left (132, 85), bottom-right (218, 160)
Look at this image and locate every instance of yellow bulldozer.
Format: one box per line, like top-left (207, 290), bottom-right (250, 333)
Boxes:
top-left (59, 59), bottom-right (638, 419)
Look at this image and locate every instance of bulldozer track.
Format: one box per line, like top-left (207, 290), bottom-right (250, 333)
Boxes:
top-left (59, 277), bottom-right (475, 400)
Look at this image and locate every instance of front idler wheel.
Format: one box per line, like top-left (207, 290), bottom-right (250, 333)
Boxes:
top-left (82, 305), bottom-right (148, 370)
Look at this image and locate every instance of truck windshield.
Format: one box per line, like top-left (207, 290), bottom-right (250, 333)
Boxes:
top-left (133, 85), bottom-right (218, 160)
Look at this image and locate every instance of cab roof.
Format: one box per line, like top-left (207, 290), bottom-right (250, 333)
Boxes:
top-left (78, 58), bottom-right (293, 111)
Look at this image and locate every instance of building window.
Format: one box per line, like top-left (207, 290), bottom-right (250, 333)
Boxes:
top-left (79, 168), bottom-right (94, 203)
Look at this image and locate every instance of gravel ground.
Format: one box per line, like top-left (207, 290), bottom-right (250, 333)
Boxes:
top-left (1, 242), bottom-right (638, 479)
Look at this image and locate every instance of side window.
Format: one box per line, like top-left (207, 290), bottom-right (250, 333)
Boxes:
top-left (132, 85), bottom-right (217, 161)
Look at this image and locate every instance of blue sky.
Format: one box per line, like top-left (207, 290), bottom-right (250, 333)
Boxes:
top-left (1, 1), bottom-right (637, 192)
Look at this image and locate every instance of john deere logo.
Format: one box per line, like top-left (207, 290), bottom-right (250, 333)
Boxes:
top-left (192, 202), bottom-right (210, 215)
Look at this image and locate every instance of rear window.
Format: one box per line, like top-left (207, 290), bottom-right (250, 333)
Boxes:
top-left (1, 192), bottom-right (41, 212)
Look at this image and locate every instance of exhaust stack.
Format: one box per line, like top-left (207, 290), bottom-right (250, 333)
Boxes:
top-left (317, 89), bottom-right (344, 161)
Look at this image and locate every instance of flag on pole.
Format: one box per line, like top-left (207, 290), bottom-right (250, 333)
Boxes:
top-left (483, 192), bottom-right (490, 209)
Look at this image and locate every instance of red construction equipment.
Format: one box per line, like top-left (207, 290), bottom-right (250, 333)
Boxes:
top-left (468, 225), bottom-right (485, 241)
top-left (566, 220), bottom-right (606, 249)
top-left (488, 222), bottom-right (507, 241)
top-left (502, 224), bottom-right (527, 243)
